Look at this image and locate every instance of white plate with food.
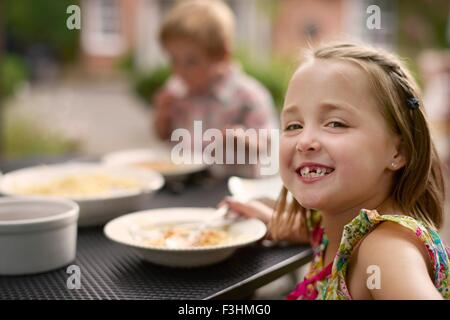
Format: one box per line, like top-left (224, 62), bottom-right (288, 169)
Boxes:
top-left (102, 147), bottom-right (208, 178)
top-left (104, 207), bottom-right (267, 267)
top-left (228, 175), bottom-right (283, 202)
top-left (0, 162), bottom-right (164, 226)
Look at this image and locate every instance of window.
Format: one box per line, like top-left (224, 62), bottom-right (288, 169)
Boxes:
top-left (81, 0), bottom-right (125, 56)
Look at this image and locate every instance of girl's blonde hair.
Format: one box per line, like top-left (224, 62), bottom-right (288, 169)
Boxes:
top-left (159, 0), bottom-right (235, 58)
top-left (271, 42), bottom-right (446, 239)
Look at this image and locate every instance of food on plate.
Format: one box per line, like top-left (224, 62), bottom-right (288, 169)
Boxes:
top-left (11, 173), bottom-right (141, 197)
top-left (133, 160), bottom-right (180, 173)
top-left (130, 223), bottom-right (230, 249)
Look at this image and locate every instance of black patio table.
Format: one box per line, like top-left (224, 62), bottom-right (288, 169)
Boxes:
top-left (0, 156), bottom-right (312, 300)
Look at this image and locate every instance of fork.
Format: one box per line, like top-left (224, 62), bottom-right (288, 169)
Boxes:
top-left (175, 205), bottom-right (240, 230)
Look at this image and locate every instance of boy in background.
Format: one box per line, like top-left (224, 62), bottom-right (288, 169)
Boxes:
top-left (153, 0), bottom-right (278, 178)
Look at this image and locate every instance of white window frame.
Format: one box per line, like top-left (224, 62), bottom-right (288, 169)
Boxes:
top-left (81, 0), bottom-right (125, 56)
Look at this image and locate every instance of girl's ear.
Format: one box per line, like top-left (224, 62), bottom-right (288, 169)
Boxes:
top-left (390, 136), bottom-right (406, 170)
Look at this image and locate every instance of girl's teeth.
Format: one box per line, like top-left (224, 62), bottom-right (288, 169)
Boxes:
top-left (299, 167), bottom-right (332, 178)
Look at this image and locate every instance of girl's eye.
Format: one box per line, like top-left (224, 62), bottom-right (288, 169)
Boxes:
top-left (285, 123), bottom-right (302, 131)
top-left (327, 121), bottom-right (347, 128)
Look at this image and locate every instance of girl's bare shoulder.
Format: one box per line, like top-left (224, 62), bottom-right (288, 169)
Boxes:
top-left (348, 221), bottom-right (442, 299)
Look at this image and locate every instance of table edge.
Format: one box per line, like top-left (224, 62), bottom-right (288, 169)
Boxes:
top-left (204, 246), bottom-right (313, 300)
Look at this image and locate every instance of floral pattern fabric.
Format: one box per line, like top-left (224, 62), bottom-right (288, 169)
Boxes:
top-left (287, 209), bottom-right (450, 300)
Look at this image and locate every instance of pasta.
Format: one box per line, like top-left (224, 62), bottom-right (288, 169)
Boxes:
top-left (133, 224), bottom-right (230, 249)
top-left (134, 160), bottom-right (185, 173)
top-left (13, 173), bottom-right (140, 197)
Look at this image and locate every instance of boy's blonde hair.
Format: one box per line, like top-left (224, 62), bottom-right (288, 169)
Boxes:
top-left (271, 42), bottom-right (446, 239)
top-left (159, 0), bottom-right (235, 58)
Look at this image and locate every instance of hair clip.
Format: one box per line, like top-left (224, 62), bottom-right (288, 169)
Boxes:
top-left (406, 97), bottom-right (420, 109)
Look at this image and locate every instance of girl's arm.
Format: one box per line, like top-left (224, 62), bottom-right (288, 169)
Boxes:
top-left (349, 221), bottom-right (443, 300)
top-left (222, 197), bottom-right (309, 244)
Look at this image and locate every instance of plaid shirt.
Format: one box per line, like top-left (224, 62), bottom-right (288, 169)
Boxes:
top-left (163, 63), bottom-right (279, 178)
top-left (166, 63), bottom-right (279, 134)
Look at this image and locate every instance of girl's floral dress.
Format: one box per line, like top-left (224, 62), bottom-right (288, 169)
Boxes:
top-left (287, 209), bottom-right (450, 300)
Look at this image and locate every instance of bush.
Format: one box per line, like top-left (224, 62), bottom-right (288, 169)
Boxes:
top-left (134, 66), bottom-right (170, 106)
top-left (3, 117), bottom-right (79, 159)
top-left (238, 52), bottom-right (294, 110)
top-left (6, 0), bottom-right (80, 62)
top-left (0, 54), bottom-right (28, 98)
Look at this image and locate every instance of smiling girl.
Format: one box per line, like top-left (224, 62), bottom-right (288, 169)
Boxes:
top-left (224, 42), bottom-right (450, 300)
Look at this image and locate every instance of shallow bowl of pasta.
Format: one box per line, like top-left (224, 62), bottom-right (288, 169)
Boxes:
top-left (102, 147), bottom-right (208, 179)
top-left (103, 207), bottom-right (267, 267)
top-left (0, 162), bottom-right (164, 226)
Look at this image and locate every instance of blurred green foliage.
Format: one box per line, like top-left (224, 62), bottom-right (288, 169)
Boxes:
top-left (237, 51), bottom-right (294, 110)
top-left (3, 117), bottom-right (78, 159)
top-left (117, 52), bottom-right (135, 73)
top-left (6, 0), bottom-right (80, 61)
top-left (134, 66), bottom-right (170, 106)
top-left (2, 0), bottom-right (80, 157)
top-left (398, 0), bottom-right (449, 51)
top-left (0, 54), bottom-right (28, 98)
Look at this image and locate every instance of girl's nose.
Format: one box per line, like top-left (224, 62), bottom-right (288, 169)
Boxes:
top-left (295, 133), bottom-right (321, 153)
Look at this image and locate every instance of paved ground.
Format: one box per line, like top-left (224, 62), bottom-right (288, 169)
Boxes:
top-left (4, 76), bottom-right (160, 156)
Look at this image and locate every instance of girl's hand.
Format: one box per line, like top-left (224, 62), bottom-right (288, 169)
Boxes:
top-left (219, 196), bottom-right (273, 225)
top-left (220, 196), bottom-right (309, 244)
